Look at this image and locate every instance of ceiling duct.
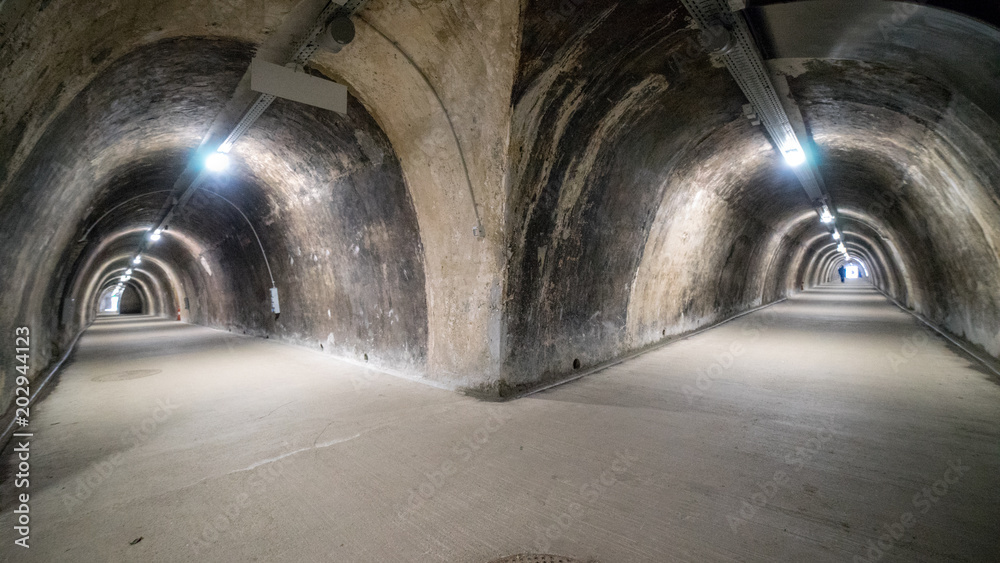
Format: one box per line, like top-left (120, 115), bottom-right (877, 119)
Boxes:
top-left (317, 16), bottom-right (356, 53)
top-left (680, 0), bottom-right (825, 202)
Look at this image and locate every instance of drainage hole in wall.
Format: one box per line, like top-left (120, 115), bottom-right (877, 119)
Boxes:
top-left (364, 353), bottom-right (369, 361)
top-left (573, 358), bottom-right (581, 370)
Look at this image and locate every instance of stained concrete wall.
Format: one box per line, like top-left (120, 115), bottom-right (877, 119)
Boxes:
top-left (308, 0), bottom-right (522, 388)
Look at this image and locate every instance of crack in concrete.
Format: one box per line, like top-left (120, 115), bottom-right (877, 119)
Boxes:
top-left (229, 432), bottom-right (363, 475)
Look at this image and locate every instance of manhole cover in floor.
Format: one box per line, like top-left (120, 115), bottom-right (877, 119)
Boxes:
top-left (92, 369), bottom-right (162, 382)
top-left (487, 556), bottom-right (588, 563)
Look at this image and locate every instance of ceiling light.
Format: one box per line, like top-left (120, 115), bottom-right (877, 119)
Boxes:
top-left (126, 269), bottom-right (133, 275)
top-left (133, 256), bottom-right (142, 264)
top-left (832, 232), bottom-right (841, 240)
top-left (205, 151), bottom-right (230, 172)
top-left (820, 208), bottom-right (834, 223)
top-left (783, 148), bottom-right (806, 167)
top-left (149, 232), bottom-right (161, 241)
top-left (837, 243), bottom-right (846, 253)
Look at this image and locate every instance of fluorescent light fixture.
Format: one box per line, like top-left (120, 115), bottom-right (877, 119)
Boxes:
top-left (133, 256), bottom-right (142, 264)
top-left (819, 205), bottom-right (834, 223)
top-left (783, 148), bottom-right (806, 167)
top-left (149, 232), bottom-right (161, 241)
top-left (832, 231), bottom-right (841, 240)
top-left (205, 151), bottom-right (230, 172)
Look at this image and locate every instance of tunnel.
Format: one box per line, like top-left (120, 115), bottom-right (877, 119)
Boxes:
top-left (1, 0), bottom-right (998, 561)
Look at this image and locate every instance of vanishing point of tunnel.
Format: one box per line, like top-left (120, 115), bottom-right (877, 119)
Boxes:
top-left (1, 0), bottom-right (999, 561)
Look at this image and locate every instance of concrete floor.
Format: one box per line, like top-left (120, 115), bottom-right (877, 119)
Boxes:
top-left (2, 281), bottom-right (999, 562)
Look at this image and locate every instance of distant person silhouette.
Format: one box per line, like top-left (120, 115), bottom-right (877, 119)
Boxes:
top-left (838, 265), bottom-right (847, 283)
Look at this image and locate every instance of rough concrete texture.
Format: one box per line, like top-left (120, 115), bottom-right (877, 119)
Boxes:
top-left (3, 283), bottom-right (998, 561)
top-left (1, 0), bottom-right (999, 413)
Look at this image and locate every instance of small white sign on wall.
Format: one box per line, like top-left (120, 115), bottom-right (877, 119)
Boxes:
top-left (270, 287), bottom-right (281, 314)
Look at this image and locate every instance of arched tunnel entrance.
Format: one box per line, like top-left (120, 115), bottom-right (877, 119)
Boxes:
top-left (96, 284), bottom-right (144, 315)
top-left (1, 0), bottom-right (999, 561)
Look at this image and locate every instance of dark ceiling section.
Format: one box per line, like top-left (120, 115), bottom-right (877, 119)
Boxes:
top-left (77, 150), bottom-right (191, 244)
top-left (748, 0), bottom-right (1000, 31)
top-left (746, 0), bottom-right (1000, 120)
